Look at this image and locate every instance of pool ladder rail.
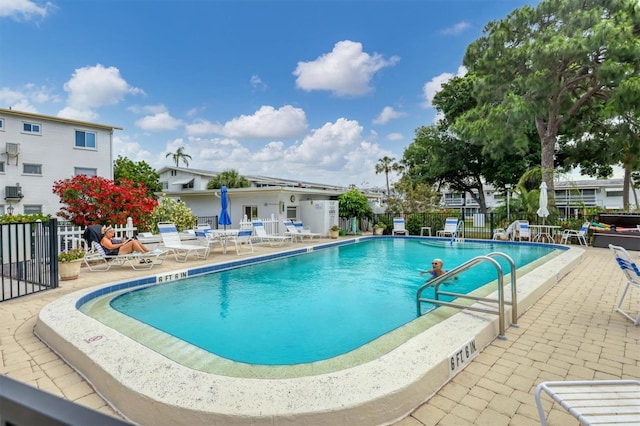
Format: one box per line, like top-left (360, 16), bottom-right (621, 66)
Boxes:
top-left (416, 252), bottom-right (517, 339)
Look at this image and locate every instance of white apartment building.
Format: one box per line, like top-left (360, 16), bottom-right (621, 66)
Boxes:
top-left (441, 178), bottom-right (631, 216)
top-left (0, 108), bottom-right (121, 216)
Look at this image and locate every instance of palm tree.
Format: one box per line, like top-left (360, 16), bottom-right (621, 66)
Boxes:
top-left (165, 147), bottom-right (192, 167)
top-left (375, 156), bottom-right (402, 198)
top-left (207, 169), bottom-right (251, 189)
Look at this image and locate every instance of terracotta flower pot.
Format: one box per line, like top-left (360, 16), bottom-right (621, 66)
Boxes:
top-left (59, 259), bottom-right (82, 281)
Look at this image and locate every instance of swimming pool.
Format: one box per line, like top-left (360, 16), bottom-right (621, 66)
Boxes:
top-left (36, 237), bottom-right (585, 425)
top-left (108, 239), bottom-right (555, 365)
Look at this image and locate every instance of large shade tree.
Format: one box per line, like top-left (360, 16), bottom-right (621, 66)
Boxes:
top-left (114, 155), bottom-right (161, 198)
top-left (458, 0), bottom-right (640, 192)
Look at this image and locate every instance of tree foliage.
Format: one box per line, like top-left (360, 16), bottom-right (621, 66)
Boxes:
top-left (207, 169), bottom-right (251, 189)
top-left (149, 195), bottom-right (197, 232)
top-left (52, 175), bottom-right (157, 228)
top-left (374, 156), bottom-right (402, 197)
top-left (165, 146), bottom-right (192, 167)
top-left (114, 155), bottom-right (161, 197)
top-left (459, 0), bottom-right (640, 191)
top-left (337, 189), bottom-right (373, 221)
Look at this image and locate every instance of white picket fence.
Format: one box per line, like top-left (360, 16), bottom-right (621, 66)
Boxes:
top-left (59, 215), bottom-right (283, 252)
top-left (58, 223), bottom-right (137, 252)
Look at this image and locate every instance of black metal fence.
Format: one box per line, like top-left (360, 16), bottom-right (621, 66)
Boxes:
top-left (1, 218), bottom-right (59, 302)
top-left (371, 211), bottom-right (511, 239)
top-left (0, 374), bottom-right (131, 425)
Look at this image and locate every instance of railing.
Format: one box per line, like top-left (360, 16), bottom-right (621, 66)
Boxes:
top-left (416, 252), bottom-right (517, 339)
top-left (0, 374), bottom-right (131, 425)
top-left (1, 219), bottom-right (59, 302)
top-left (58, 222), bottom-right (137, 252)
top-left (239, 215), bottom-right (281, 235)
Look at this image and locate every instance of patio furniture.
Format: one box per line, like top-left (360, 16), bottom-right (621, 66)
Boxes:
top-left (392, 218), bottom-right (408, 235)
top-left (609, 244), bottom-right (640, 325)
top-left (535, 380), bottom-right (640, 426)
top-left (252, 220), bottom-right (291, 247)
top-left (561, 222), bottom-right (590, 246)
top-left (157, 222), bottom-right (210, 262)
top-left (437, 218), bottom-right (458, 237)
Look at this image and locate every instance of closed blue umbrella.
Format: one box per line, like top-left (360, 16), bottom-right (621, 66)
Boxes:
top-left (218, 185), bottom-right (232, 230)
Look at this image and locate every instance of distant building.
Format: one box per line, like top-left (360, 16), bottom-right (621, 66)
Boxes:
top-left (0, 108), bottom-right (121, 216)
top-left (157, 166), bottom-right (384, 234)
top-left (440, 178), bottom-right (631, 217)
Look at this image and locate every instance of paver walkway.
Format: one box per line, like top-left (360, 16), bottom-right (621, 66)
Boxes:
top-left (1, 244), bottom-right (638, 425)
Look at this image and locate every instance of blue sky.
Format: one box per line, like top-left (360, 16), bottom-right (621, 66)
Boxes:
top-left (0, 0), bottom-right (542, 188)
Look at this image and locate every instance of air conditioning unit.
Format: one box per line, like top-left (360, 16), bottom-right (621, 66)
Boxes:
top-left (5, 143), bottom-right (19, 165)
top-left (5, 185), bottom-right (24, 200)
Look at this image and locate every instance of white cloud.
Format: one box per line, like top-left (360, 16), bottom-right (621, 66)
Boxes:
top-left (250, 75), bottom-right (267, 91)
top-left (293, 40), bottom-right (399, 96)
top-left (0, 84), bottom-right (60, 112)
top-left (373, 106), bottom-right (406, 125)
top-left (386, 133), bottom-right (403, 141)
top-left (441, 21), bottom-right (471, 35)
top-left (59, 64), bottom-right (144, 120)
top-left (422, 65), bottom-right (467, 108)
top-left (113, 135), bottom-right (154, 163)
top-left (188, 105), bottom-right (307, 139)
top-left (0, 0), bottom-right (53, 20)
top-left (135, 111), bottom-right (183, 132)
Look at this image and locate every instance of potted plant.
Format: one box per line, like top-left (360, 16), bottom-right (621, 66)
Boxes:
top-left (329, 225), bottom-right (340, 239)
top-left (373, 223), bottom-right (386, 235)
top-left (58, 248), bottom-right (85, 281)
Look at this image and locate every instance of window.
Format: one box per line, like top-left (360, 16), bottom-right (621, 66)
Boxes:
top-left (74, 167), bottom-right (97, 176)
top-left (182, 180), bottom-right (194, 189)
top-left (0, 205), bottom-right (4, 215)
top-left (244, 205), bottom-right (258, 220)
top-left (161, 181), bottom-right (169, 190)
top-left (75, 130), bottom-right (96, 149)
top-left (0, 118), bottom-right (4, 131)
top-left (23, 205), bottom-right (42, 214)
top-left (23, 163), bottom-right (42, 174)
top-left (286, 206), bottom-right (297, 220)
top-left (22, 122), bottom-right (41, 134)
top-left (171, 170), bottom-right (177, 176)
top-left (0, 161), bottom-right (4, 172)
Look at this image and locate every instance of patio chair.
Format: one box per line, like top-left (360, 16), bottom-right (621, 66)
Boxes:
top-left (392, 218), bottom-right (408, 235)
top-left (517, 221), bottom-right (531, 241)
top-left (252, 220), bottom-right (291, 247)
top-left (535, 380), bottom-right (640, 426)
top-left (437, 218), bottom-right (459, 237)
top-left (194, 226), bottom-right (223, 253)
top-left (228, 229), bottom-right (254, 255)
top-left (293, 221), bottom-right (322, 240)
top-left (157, 222), bottom-right (210, 262)
top-left (608, 244), bottom-right (640, 325)
top-left (283, 220), bottom-right (318, 242)
top-left (82, 225), bottom-right (168, 271)
top-left (561, 221), bottom-right (589, 246)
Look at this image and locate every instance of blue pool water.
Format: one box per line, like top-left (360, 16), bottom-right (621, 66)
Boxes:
top-left (110, 239), bottom-right (556, 365)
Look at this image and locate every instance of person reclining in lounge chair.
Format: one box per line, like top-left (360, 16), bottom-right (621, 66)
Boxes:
top-left (100, 225), bottom-right (153, 256)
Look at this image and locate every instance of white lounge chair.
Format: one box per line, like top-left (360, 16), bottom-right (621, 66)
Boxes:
top-left (561, 221), bottom-right (589, 246)
top-left (392, 218), bottom-right (408, 235)
top-left (609, 244), bottom-right (640, 325)
top-left (283, 220), bottom-right (320, 242)
top-left (517, 221), bottom-right (531, 241)
top-left (157, 222), bottom-right (210, 262)
top-left (252, 220), bottom-right (291, 247)
top-left (535, 380), bottom-right (640, 426)
top-left (82, 225), bottom-right (168, 271)
top-left (437, 218), bottom-right (459, 237)
top-left (293, 221), bottom-right (322, 240)
top-left (228, 229), bottom-right (254, 255)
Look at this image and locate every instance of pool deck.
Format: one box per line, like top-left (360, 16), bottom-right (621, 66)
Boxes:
top-left (1, 239), bottom-right (639, 425)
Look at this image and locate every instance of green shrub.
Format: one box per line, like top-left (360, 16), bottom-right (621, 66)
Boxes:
top-left (149, 195), bottom-right (196, 232)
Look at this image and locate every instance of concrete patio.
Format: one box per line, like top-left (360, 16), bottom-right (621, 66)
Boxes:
top-left (0, 242), bottom-right (638, 425)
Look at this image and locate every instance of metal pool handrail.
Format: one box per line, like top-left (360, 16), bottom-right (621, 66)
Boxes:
top-left (416, 252), bottom-right (517, 339)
